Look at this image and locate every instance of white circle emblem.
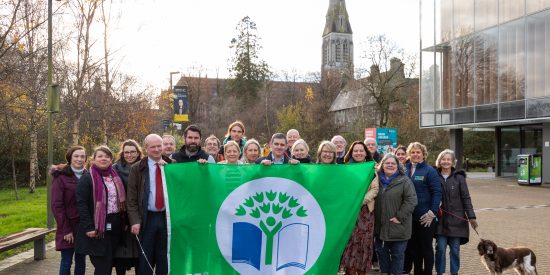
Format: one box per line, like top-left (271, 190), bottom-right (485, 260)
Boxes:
top-left (216, 177), bottom-right (326, 274)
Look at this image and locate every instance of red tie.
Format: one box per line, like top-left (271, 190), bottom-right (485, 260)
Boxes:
top-left (155, 163), bottom-right (164, 210)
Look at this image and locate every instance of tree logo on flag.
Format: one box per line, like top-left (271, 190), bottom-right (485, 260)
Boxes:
top-left (235, 190), bottom-right (308, 267)
top-left (216, 177), bottom-right (326, 274)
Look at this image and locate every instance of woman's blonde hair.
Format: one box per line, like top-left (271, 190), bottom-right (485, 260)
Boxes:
top-left (291, 139), bottom-right (309, 155)
top-left (223, 140), bottom-right (240, 153)
top-left (241, 139), bottom-right (262, 163)
top-left (406, 142), bottom-right (428, 160)
top-left (316, 141), bottom-right (337, 164)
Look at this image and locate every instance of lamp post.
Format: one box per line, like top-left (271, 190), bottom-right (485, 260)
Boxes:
top-left (46, 0), bottom-right (61, 229)
top-left (169, 71), bottom-right (180, 91)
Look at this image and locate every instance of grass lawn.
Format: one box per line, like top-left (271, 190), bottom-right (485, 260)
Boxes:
top-left (0, 185), bottom-right (55, 260)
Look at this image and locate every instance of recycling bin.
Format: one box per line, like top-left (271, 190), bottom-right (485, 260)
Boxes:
top-left (517, 154), bottom-right (542, 185)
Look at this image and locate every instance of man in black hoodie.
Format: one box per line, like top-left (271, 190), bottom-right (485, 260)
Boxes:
top-left (171, 124), bottom-right (214, 163)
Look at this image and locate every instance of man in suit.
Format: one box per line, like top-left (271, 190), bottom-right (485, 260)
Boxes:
top-left (127, 134), bottom-right (172, 275)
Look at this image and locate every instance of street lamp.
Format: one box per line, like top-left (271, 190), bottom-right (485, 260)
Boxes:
top-left (46, 0), bottom-right (61, 229)
top-left (170, 71), bottom-right (180, 91)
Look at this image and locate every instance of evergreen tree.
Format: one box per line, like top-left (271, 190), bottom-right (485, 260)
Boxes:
top-left (228, 16), bottom-right (271, 104)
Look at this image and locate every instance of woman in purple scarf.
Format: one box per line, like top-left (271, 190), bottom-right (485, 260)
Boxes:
top-left (76, 146), bottom-right (127, 275)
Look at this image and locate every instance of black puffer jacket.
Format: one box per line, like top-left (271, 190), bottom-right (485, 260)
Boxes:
top-left (171, 145), bottom-right (210, 163)
top-left (435, 169), bottom-right (476, 244)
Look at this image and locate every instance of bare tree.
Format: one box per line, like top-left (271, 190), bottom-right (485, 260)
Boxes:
top-left (21, 0), bottom-right (48, 193)
top-left (359, 35), bottom-right (417, 127)
top-left (0, 0), bottom-right (24, 77)
top-left (67, 0), bottom-right (101, 145)
top-left (0, 0), bottom-right (50, 193)
top-left (98, 0), bottom-right (122, 144)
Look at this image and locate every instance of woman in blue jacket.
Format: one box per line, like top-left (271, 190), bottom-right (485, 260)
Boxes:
top-left (403, 142), bottom-right (442, 275)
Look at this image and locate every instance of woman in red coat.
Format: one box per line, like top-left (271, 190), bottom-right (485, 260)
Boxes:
top-left (51, 145), bottom-right (87, 275)
top-left (340, 141), bottom-right (378, 275)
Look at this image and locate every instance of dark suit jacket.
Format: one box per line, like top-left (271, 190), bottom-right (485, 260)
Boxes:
top-left (127, 155), bottom-right (173, 229)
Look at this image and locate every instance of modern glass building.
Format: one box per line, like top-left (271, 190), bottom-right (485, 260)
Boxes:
top-left (420, 1), bottom-right (550, 179)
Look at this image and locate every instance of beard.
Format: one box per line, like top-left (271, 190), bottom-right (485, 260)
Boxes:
top-left (187, 143), bottom-right (198, 152)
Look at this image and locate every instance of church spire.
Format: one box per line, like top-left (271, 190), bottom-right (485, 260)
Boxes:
top-left (322, 0), bottom-right (354, 80)
top-left (323, 0), bottom-right (352, 36)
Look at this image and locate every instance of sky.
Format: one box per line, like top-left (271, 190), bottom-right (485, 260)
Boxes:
top-left (105, 0), bottom-right (419, 90)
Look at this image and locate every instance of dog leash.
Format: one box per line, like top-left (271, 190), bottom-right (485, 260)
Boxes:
top-left (440, 208), bottom-right (480, 236)
top-left (135, 235), bottom-right (157, 275)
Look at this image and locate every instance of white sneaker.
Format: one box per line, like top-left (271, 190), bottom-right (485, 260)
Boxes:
top-left (372, 261), bottom-right (380, 271)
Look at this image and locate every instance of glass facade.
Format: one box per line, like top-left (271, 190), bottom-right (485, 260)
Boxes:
top-left (420, 0), bottom-right (550, 127)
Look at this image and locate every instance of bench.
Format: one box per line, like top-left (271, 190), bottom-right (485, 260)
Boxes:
top-left (0, 228), bottom-right (56, 260)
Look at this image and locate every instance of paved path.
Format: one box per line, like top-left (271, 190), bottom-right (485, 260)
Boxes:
top-left (1, 177), bottom-right (549, 274)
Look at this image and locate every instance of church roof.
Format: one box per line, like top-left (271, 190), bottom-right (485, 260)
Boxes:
top-left (323, 0), bottom-right (352, 36)
top-left (328, 86), bottom-right (367, 112)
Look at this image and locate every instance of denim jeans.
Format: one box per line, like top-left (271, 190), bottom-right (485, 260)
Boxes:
top-left (435, 235), bottom-right (461, 274)
top-left (375, 237), bottom-right (408, 275)
top-left (59, 248), bottom-right (86, 275)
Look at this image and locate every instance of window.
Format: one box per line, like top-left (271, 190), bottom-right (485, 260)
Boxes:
top-left (335, 40), bottom-right (342, 62)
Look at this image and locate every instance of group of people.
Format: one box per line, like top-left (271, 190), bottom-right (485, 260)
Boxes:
top-left (51, 120), bottom-right (478, 275)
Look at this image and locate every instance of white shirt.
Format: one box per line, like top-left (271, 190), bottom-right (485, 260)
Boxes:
top-left (147, 157), bottom-right (166, 212)
top-left (410, 163), bottom-right (417, 177)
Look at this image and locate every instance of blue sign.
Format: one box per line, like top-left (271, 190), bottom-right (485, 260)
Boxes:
top-left (365, 128), bottom-right (398, 154)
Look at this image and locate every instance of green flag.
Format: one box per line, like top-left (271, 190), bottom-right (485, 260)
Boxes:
top-left (164, 162), bottom-right (375, 274)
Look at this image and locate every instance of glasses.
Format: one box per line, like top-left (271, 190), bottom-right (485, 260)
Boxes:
top-left (384, 162), bottom-right (397, 166)
top-left (124, 150), bottom-right (137, 155)
top-left (205, 142), bottom-right (218, 147)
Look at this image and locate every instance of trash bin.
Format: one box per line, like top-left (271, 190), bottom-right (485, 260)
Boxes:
top-left (517, 154), bottom-right (542, 185)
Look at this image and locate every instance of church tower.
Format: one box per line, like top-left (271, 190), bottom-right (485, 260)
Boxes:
top-left (322, 0), bottom-right (354, 80)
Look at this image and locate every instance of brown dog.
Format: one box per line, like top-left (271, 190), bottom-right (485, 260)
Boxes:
top-left (477, 239), bottom-right (538, 275)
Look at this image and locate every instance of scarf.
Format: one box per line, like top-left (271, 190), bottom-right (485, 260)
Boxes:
top-left (90, 164), bottom-right (126, 237)
top-left (292, 155), bottom-right (312, 164)
top-left (71, 167), bottom-right (85, 179)
top-left (378, 171), bottom-right (400, 189)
